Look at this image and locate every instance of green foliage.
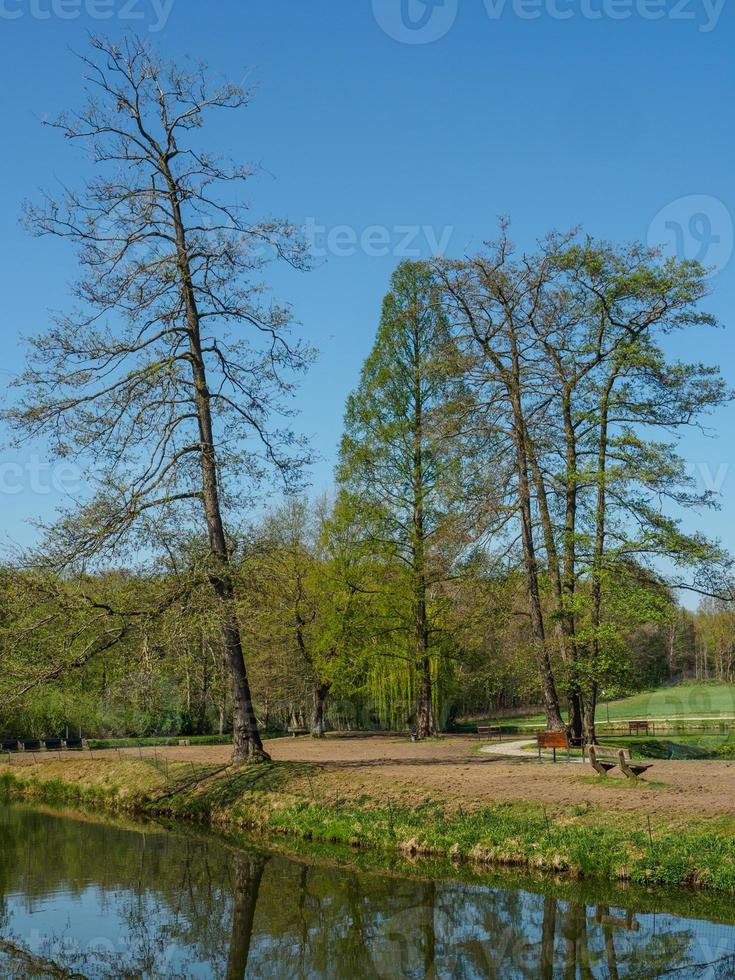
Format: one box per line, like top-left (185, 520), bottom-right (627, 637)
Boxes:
top-left (336, 261), bottom-right (477, 731)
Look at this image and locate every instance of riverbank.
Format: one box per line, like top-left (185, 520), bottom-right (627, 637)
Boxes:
top-left (2, 735), bottom-right (735, 892)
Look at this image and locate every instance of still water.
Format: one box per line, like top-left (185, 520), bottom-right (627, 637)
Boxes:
top-left (0, 803), bottom-right (734, 978)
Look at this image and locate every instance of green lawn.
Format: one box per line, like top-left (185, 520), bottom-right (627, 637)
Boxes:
top-left (462, 682), bottom-right (735, 733)
top-left (594, 683), bottom-right (735, 722)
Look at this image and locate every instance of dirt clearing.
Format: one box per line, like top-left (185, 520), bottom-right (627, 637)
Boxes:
top-left (6, 733), bottom-right (735, 819)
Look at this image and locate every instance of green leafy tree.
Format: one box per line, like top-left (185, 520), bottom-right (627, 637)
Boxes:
top-left (337, 261), bottom-right (473, 737)
top-left (439, 225), bottom-right (732, 736)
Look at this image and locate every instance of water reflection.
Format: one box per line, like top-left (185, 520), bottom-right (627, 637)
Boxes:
top-left (0, 804), bottom-right (733, 978)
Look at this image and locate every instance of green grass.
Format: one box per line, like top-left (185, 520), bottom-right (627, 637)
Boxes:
top-left (461, 682), bottom-right (735, 733)
top-left (594, 683), bottom-right (735, 721)
top-left (600, 733), bottom-right (735, 761)
top-left (3, 758), bottom-right (735, 893)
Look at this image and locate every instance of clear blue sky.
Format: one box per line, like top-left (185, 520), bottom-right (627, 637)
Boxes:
top-left (0, 0), bottom-right (733, 599)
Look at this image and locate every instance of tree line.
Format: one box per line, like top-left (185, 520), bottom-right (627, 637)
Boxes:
top-left (1, 36), bottom-right (732, 758)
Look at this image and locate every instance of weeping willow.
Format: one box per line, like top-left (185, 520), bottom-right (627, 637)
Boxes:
top-left (366, 647), bottom-right (454, 731)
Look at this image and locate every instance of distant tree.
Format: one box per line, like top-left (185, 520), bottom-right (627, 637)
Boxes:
top-left (240, 499), bottom-right (351, 737)
top-left (4, 37), bottom-right (312, 762)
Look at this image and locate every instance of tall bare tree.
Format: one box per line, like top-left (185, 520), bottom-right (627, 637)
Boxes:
top-left (4, 36), bottom-right (312, 762)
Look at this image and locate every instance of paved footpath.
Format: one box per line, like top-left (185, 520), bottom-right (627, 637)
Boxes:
top-left (480, 739), bottom-right (587, 763)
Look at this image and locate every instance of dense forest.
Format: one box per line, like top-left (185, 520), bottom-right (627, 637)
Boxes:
top-left (0, 38), bottom-right (733, 755)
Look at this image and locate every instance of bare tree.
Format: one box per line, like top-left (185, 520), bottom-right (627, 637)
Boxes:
top-left (4, 36), bottom-right (313, 763)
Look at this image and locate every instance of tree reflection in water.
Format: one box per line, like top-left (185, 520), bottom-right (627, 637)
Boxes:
top-left (0, 804), bottom-right (734, 978)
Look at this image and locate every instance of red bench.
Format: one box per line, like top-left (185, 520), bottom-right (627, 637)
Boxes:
top-left (628, 720), bottom-right (653, 736)
top-left (536, 730), bottom-right (585, 762)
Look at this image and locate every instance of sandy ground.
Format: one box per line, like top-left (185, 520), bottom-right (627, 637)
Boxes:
top-left (6, 733), bottom-right (735, 819)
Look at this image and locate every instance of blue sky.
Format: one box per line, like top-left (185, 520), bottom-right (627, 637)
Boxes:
top-left (0, 0), bottom-right (733, 598)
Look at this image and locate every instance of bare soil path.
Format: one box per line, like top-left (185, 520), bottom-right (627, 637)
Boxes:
top-left (7, 733), bottom-right (735, 820)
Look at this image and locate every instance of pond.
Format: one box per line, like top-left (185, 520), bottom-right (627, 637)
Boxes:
top-left (0, 803), bottom-right (733, 978)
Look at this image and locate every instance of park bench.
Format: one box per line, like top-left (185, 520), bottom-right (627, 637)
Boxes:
top-left (20, 739), bottom-right (42, 752)
top-left (617, 748), bottom-right (653, 780)
top-left (536, 731), bottom-right (573, 762)
top-left (628, 720), bottom-right (653, 736)
top-left (64, 738), bottom-right (85, 751)
top-left (288, 728), bottom-right (309, 738)
top-left (1, 740), bottom-right (20, 753)
top-left (43, 738), bottom-right (63, 751)
top-left (589, 744), bottom-right (619, 776)
top-left (476, 724), bottom-right (502, 741)
top-left (589, 744), bottom-right (653, 779)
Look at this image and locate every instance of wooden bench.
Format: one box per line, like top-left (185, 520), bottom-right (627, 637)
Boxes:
top-left (589, 745), bottom-right (653, 779)
top-left (628, 720), bottom-right (652, 736)
top-left (589, 744), bottom-right (618, 776)
top-left (288, 729), bottom-right (309, 738)
top-left (477, 725), bottom-right (502, 741)
top-left (536, 731), bottom-right (572, 762)
top-left (617, 748), bottom-right (653, 780)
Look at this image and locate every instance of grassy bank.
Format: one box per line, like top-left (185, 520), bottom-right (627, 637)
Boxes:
top-left (460, 682), bottom-right (735, 733)
top-left (2, 758), bottom-right (734, 893)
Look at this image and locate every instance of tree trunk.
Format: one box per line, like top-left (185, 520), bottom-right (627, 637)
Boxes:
top-left (540, 895), bottom-right (557, 980)
top-left (507, 376), bottom-right (565, 731)
top-left (568, 691), bottom-right (583, 743)
top-left (164, 167), bottom-right (267, 764)
top-left (527, 436), bottom-right (579, 737)
top-left (197, 651), bottom-right (209, 735)
top-left (416, 656), bottom-right (435, 739)
top-left (560, 387), bottom-right (584, 739)
top-left (582, 684), bottom-right (597, 745)
top-left (219, 691), bottom-right (227, 736)
top-left (225, 853), bottom-right (267, 980)
top-left (588, 374), bottom-right (616, 748)
top-left (310, 683), bottom-right (331, 737)
top-left (411, 312), bottom-right (436, 740)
